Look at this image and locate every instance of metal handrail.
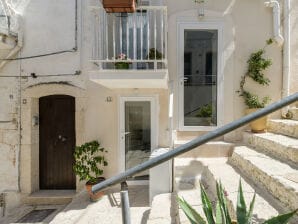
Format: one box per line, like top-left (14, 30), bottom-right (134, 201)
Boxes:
top-left (92, 92), bottom-right (298, 194)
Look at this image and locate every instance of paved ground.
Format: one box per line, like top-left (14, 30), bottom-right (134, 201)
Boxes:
top-left (0, 185), bottom-right (150, 224)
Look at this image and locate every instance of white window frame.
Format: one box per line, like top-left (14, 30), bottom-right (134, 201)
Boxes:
top-left (118, 95), bottom-right (159, 185)
top-left (177, 21), bottom-right (224, 131)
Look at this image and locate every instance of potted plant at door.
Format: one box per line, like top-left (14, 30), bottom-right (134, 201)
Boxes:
top-left (102, 0), bottom-right (137, 13)
top-left (238, 39), bottom-right (273, 133)
top-left (73, 140), bottom-right (108, 201)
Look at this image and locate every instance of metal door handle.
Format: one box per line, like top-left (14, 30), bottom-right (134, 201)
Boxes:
top-left (58, 135), bottom-right (67, 142)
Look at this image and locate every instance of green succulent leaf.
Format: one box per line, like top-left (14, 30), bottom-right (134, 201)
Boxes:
top-left (178, 197), bottom-right (206, 224)
top-left (200, 183), bottom-right (215, 224)
top-left (246, 193), bottom-right (256, 224)
top-left (262, 209), bottom-right (297, 224)
top-left (237, 180), bottom-right (247, 224)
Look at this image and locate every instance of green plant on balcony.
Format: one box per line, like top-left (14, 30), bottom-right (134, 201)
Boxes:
top-left (115, 53), bottom-right (131, 69)
top-left (147, 48), bottom-right (163, 60)
top-left (178, 180), bottom-right (298, 224)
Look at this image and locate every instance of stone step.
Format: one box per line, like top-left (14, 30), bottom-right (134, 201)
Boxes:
top-left (243, 131), bottom-right (298, 167)
top-left (147, 193), bottom-right (177, 224)
top-left (268, 119), bottom-right (298, 138)
top-left (202, 161), bottom-right (279, 222)
top-left (50, 186), bottom-right (151, 224)
top-left (174, 141), bottom-right (234, 158)
top-left (174, 158), bottom-right (228, 223)
top-left (229, 146), bottom-right (298, 211)
top-left (174, 158), bottom-right (206, 178)
top-left (23, 190), bottom-right (75, 205)
top-left (289, 107), bottom-right (298, 121)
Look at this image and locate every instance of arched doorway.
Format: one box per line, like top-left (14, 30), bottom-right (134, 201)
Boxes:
top-left (39, 95), bottom-right (76, 189)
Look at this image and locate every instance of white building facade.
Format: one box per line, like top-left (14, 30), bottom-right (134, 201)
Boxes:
top-left (0, 0), bottom-right (297, 215)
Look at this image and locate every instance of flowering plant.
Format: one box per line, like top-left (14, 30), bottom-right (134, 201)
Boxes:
top-left (114, 53), bottom-right (131, 69)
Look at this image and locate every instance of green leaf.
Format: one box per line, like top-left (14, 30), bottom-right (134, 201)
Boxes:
top-left (236, 180), bottom-right (247, 224)
top-left (215, 201), bottom-right (222, 224)
top-left (263, 209), bottom-right (298, 224)
top-left (200, 183), bottom-right (215, 224)
top-left (215, 201), bottom-right (227, 224)
top-left (216, 181), bottom-right (231, 224)
top-left (178, 197), bottom-right (206, 224)
top-left (246, 193), bottom-right (256, 224)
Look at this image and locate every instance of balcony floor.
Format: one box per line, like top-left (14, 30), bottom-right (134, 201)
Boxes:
top-left (89, 69), bottom-right (168, 89)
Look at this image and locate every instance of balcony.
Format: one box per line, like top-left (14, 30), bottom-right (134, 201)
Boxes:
top-left (89, 5), bottom-right (168, 89)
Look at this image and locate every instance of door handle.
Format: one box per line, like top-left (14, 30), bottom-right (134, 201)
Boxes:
top-left (121, 132), bottom-right (130, 140)
top-left (58, 135), bottom-right (67, 142)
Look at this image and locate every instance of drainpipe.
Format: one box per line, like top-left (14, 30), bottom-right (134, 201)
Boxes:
top-left (265, 0), bottom-right (291, 117)
top-left (282, 0), bottom-right (291, 117)
top-left (264, 0), bottom-right (284, 46)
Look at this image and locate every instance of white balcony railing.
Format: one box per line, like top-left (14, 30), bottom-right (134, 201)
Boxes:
top-left (90, 5), bottom-right (167, 71)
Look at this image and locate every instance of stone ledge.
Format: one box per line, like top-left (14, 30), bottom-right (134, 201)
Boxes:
top-left (202, 161), bottom-right (279, 222)
top-left (268, 119), bottom-right (298, 138)
top-left (229, 146), bottom-right (298, 211)
top-left (243, 131), bottom-right (298, 167)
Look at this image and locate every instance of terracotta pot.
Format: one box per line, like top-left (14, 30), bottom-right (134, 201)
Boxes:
top-left (245, 108), bottom-right (268, 133)
top-left (102, 0), bottom-right (136, 13)
top-left (85, 177), bottom-right (105, 202)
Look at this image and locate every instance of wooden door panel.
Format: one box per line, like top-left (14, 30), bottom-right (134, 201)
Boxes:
top-left (39, 95), bottom-right (76, 189)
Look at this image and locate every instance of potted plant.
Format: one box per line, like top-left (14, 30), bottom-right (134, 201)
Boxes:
top-left (102, 0), bottom-right (137, 13)
top-left (73, 140), bottom-right (108, 201)
top-left (146, 48), bottom-right (163, 69)
top-left (238, 39), bottom-right (273, 133)
top-left (196, 103), bottom-right (213, 125)
top-left (115, 53), bottom-right (131, 69)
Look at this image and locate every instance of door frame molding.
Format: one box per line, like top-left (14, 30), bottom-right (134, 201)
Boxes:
top-left (21, 83), bottom-right (87, 193)
top-left (118, 95), bottom-right (159, 184)
top-left (177, 20), bottom-right (224, 131)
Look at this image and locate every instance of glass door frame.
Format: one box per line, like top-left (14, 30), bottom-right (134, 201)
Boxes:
top-left (177, 21), bottom-right (224, 131)
top-left (119, 96), bottom-right (158, 185)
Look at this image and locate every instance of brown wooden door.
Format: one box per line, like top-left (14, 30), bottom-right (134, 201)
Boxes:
top-left (39, 95), bottom-right (76, 189)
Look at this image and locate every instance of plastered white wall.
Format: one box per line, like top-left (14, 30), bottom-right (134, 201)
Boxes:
top-left (0, 0), bottom-right (297, 215)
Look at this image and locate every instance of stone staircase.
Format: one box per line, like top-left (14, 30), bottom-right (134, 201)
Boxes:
top-left (174, 118), bottom-right (298, 223)
top-left (2, 118), bottom-right (297, 223)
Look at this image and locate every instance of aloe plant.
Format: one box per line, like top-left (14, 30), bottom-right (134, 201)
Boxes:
top-left (178, 180), bottom-right (297, 224)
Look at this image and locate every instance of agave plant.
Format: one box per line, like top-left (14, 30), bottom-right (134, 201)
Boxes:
top-left (178, 180), bottom-right (297, 224)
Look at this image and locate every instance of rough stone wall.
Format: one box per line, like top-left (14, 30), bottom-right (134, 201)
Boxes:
top-left (0, 77), bottom-right (20, 193)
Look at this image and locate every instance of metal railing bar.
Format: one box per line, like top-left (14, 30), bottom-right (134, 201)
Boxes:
top-left (120, 182), bottom-right (131, 224)
top-left (92, 93), bottom-right (298, 193)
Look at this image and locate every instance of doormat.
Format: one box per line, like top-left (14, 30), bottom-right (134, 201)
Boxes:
top-left (16, 209), bottom-right (56, 223)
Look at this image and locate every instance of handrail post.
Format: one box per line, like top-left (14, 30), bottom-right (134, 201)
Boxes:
top-left (120, 182), bottom-right (131, 224)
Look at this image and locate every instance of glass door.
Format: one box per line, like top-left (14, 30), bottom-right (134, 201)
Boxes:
top-left (183, 29), bottom-right (218, 127)
top-left (124, 101), bottom-right (151, 181)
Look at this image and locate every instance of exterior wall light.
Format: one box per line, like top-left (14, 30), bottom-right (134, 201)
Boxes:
top-left (194, 0), bottom-right (205, 18)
